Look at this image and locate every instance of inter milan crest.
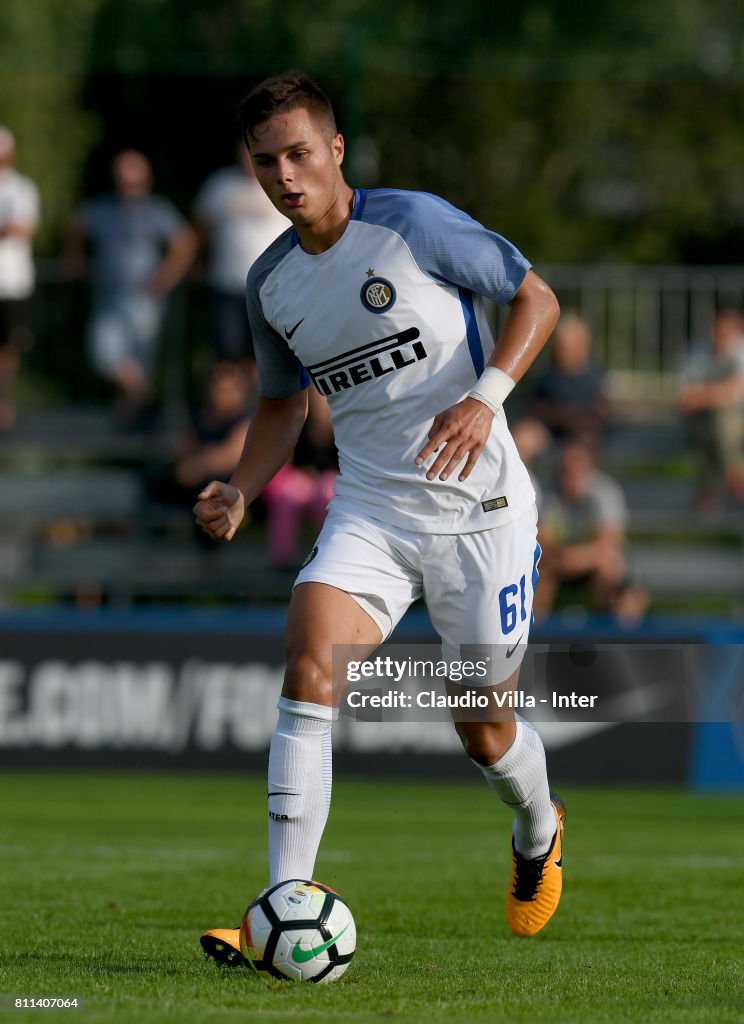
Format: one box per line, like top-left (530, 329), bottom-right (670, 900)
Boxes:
top-left (360, 276), bottom-right (396, 313)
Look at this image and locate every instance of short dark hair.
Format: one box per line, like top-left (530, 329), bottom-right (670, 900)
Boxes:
top-left (238, 71), bottom-right (337, 143)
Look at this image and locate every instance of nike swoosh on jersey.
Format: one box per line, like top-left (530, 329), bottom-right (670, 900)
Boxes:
top-left (284, 318), bottom-right (304, 340)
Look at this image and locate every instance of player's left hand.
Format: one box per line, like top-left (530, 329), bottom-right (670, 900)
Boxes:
top-left (415, 397), bottom-right (495, 482)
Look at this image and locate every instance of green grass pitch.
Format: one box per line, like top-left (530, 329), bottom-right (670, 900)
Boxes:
top-left (1, 772), bottom-right (742, 1023)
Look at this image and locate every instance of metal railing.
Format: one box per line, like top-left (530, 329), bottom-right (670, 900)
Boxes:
top-left (26, 261), bottom-right (744, 411)
top-left (536, 264), bottom-right (744, 406)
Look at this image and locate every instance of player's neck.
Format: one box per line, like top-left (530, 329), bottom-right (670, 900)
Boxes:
top-left (295, 183), bottom-right (355, 255)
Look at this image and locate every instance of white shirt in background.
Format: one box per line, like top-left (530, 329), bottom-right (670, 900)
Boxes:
top-left (194, 167), bottom-right (289, 295)
top-left (0, 168), bottom-right (40, 299)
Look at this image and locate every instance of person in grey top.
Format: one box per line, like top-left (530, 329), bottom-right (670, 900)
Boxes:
top-left (65, 150), bottom-right (196, 425)
top-left (677, 308), bottom-right (744, 510)
top-left (535, 437), bottom-right (647, 623)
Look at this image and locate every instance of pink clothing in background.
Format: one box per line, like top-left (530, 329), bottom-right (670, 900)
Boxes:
top-left (262, 465), bottom-right (337, 567)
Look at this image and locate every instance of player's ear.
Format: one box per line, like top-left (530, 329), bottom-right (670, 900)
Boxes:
top-left (332, 133), bottom-right (344, 166)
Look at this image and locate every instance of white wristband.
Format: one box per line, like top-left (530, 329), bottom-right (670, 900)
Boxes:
top-left (467, 366), bottom-right (515, 414)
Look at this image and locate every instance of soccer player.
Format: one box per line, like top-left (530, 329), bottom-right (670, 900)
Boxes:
top-left (195, 72), bottom-right (564, 959)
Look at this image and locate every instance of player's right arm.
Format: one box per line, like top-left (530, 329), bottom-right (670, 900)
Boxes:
top-left (193, 389), bottom-right (308, 542)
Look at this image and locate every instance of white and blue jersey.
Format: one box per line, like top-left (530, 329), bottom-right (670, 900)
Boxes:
top-left (246, 187), bottom-right (536, 534)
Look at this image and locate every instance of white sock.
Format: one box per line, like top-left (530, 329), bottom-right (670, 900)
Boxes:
top-left (267, 696), bottom-right (334, 886)
top-left (474, 716), bottom-right (555, 859)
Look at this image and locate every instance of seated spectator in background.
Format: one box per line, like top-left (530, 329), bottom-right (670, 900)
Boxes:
top-left (144, 361), bottom-right (252, 520)
top-left (193, 143), bottom-right (289, 389)
top-left (64, 150), bottom-right (197, 428)
top-left (535, 437), bottom-right (647, 625)
top-left (677, 308), bottom-right (744, 509)
top-left (511, 417), bottom-right (551, 511)
top-left (0, 126), bottom-right (40, 430)
top-left (262, 387), bottom-right (337, 569)
top-left (532, 312), bottom-right (608, 444)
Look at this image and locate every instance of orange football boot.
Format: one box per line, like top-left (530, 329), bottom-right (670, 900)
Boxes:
top-left (506, 793), bottom-right (565, 937)
top-left (200, 928), bottom-right (244, 966)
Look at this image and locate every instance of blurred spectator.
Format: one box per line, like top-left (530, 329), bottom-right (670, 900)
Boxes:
top-left (262, 388), bottom-right (337, 569)
top-left (0, 126), bottom-right (40, 430)
top-left (144, 360), bottom-right (253, 517)
top-left (532, 312), bottom-right (608, 444)
top-left (677, 308), bottom-right (744, 509)
top-left (193, 144), bottom-right (289, 381)
top-left (511, 417), bottom-right (550, 510)
top-left (64, 150), bottom-right (197, 427)
top-left (535, 437), bottom-right (648, 625)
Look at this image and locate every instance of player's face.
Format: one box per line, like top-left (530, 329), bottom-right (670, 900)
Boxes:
top-left (248, 108), bottom-right (346, 230)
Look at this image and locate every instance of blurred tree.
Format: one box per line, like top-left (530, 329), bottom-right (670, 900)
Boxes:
top-left (0, 0), bottom-right (99, 252)
top-left (4, 0), bottom-right (744, 263)
top-left (353, 0), bottom-right (744, 263)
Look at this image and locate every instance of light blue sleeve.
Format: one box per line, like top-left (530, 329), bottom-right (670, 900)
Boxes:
top-left (361, 189), bottom-right (531, 304)
top-left (246, 233), bottom-right (309, 399)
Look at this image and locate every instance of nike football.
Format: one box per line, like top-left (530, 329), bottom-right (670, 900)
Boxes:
top-left (239, 879), bottom-right (356, 983)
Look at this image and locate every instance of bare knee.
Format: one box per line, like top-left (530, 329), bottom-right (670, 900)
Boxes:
top-left (283, 649), bottom-right (335, 706)
top-left (455, 719), bottom-right (516, 765)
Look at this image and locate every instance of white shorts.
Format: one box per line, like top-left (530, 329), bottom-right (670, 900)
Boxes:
top-left (295, 501), bottom-right (540, 685)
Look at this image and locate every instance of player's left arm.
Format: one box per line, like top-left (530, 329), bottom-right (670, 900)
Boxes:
top-left (416, 269), bottom-right (559, 481)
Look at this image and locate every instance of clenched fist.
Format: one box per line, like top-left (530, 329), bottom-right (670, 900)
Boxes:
top-left (193, 481), bottom-right (245, 542)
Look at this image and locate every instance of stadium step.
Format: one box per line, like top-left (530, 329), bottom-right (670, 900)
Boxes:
top-left (627, 542), bottom-right (744, 596)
